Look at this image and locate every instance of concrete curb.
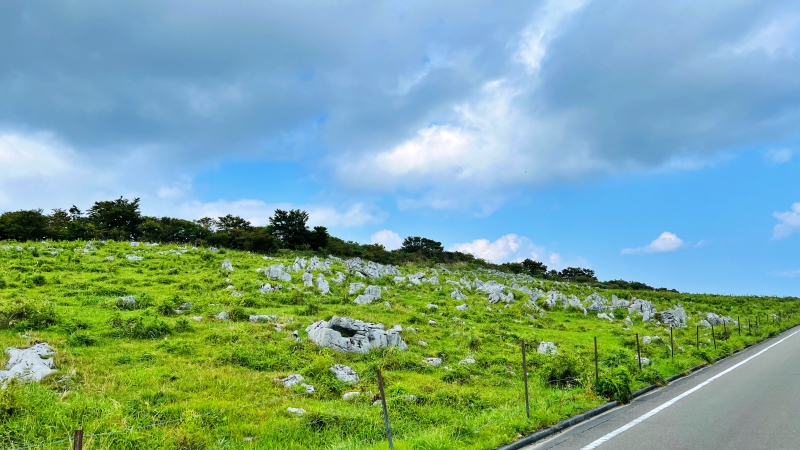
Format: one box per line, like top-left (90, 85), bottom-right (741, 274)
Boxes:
top-left (496, 323), bottom-right (799, 450)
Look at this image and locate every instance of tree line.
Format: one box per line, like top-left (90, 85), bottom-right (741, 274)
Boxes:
top-left (0, 197), bottom-right (675, 291)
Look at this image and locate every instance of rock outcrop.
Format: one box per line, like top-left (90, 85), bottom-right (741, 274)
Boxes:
top-left (306, 316), bottom-right (408, 353)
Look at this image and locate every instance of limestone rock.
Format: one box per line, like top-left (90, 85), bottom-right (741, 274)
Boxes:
top-left (316, 274), bottom-right (330, 295)
top-left (586, 292), bottom-right (608, 311)
top-left (302, 272), bottom-right (313, 287)
top-left (349, 282), bottom-right (365, 295)
top-left (330, 364), bottom-right (359, 383)
top-left (424, 357), bottom-right (442, 367)
top-left (267, 264), bottom-right (292, 282)
top-left (216, 311), bottom-right (230, 320)
top-left (418, 340), bottom-right (428, 346)
top-left (642, 336), bottom-right (652, 344)
top-left (637, 356), bottom-right (651, 366)
top-left (537, 342), bottom-right (557, 355)
top-left (343, 392), bottom-right (360, 400)
top-left (117, 295), bottom-right (136, 309)
top-left (222, 259), bottom-right (234, 271)
top-left (456, 304), bottom-right (469, 311)
top-left (611, 295), bottom-right (630, 308)
top-left (332, 272), bottom-right (346, 284)
top-left (459, 357), bottom-right (476, 365)
top-left (451, 289), bottom-right (467, 300)
top-left (278, 374), bottom-right (305, 387)
top-left (597, 312), bottom-right (613, 322)
top-left (698, 319), bottom-right (711, 328)
top-left (126, 255), bottom-right (143, 261)
top-left (428, 320), bottom-right (437, 325)
top-left (249, 315), bottom-right (277, 323)
top-left (305, 316), bottom-right (407, 353)
top-left (287, 407), bottom-right (306, 416)
top-left (628, 298), bottom-right (656, 322)
top-left (661, 306), bottom-right (688, 328)
top-left (427, 304), bottom-right (439, 310)
top-left (0, 343), bottom-right (57, 385)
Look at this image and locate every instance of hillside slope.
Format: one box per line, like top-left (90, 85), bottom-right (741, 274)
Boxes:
top-left (0, 241), bottom-right (797, 449)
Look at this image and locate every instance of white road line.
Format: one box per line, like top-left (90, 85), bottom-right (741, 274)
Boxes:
top-left (579, 329), bottom-right (800, 450)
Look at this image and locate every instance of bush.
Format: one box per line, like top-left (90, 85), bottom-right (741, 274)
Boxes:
top-left (0, 380), bottom-right (21, 422)
top-left (108, 315), bottom-right (172, 339)
top-left (635, 367), bottom-right (666, 386)
top-left (0, 299), bottom-right (58, 330)
top-left (690, 346), bottom-right (714, 363)
top-left (30, 274), bottom-right (46, 286)
top-left (0, 278), bottom-right (6, 289)
top-left (596, 366), bottom-right (632, 403)
top-left (228, 306), bottom-right (249, 322)
top-left (539, 353), bottom-right (589, 388)
top-left (67, 330), bottom-right (98, 346)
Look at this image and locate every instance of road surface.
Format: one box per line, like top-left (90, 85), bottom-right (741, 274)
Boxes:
top-left (523, 327), bottom-right (800, 450)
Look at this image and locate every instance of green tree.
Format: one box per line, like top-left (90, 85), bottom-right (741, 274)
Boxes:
top-left (0, 209), bottom-right (49, 241)
top-left (87, 197), bottom-right (143, 241)
top-left (400, 236), bottom-right (444, 254)
top-left (215, 214), bottom-right (252, 233)
top-left (522, 259), bottom-right (549, 278)
top-left (269, 209), bottom-right (311, 249)
top-left (558, 267), bottom-right (598, 283)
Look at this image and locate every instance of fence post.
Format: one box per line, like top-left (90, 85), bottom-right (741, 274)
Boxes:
top-left (73, 430), bottom-right (83, 450)
top-left (748, 317), bottom-right (751, 335)
top-left (636, 333), bottom-right (642, 370)
top-left (670, 327), bottom-right (674, 361)
top-left (723, 321), bottom-right (727, 338)
top-left (711, 324), bottom-right (717, 350)
top-left (521, 340), bottom-right (530, 419)
top-left (696, 325), bottom-right (699, 348)
top-left (376, 369), bottom-right (394, 450)
top-left (594, 336), bottom-right (599, 385)
top-left (738, 316), bottom-right (741, 336)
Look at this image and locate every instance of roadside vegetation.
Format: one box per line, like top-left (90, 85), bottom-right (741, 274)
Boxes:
top-left (1, 239), bottom-right (797, 450)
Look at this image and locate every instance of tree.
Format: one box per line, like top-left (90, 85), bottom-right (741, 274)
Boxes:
top-left (308, 226), bottom-right (329, 250)
top-left (47, 209), bottom-right (71, 239)
top-left (269, 209), bottom-right (311, 249)
top-left (558, 267), bottom-right (598, 283)
top-left (522, 259), bottom-right (549, 278)
top-left (87, 197), bottom-right (144, 240)
top-left (0, 209), bottom-right (49, 241)
top-left (399, 236), bottom-right (444, 254)
top-left (215, 214), bottom-right (252, 233)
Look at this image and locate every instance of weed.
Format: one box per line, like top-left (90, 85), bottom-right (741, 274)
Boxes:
top-left (595, 366), bottom-right (632, 403)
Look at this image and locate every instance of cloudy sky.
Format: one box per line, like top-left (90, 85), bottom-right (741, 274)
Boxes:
top-left (1, 0), bottom-right (799, 295)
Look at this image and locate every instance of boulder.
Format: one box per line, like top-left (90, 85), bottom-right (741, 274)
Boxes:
top-left (661, 306), bottom-right (688, 328)
top-left (642, 336), bottom-right (652, 344)
top-left (249, 315), bottom-right (277, 323)
top-left (222, 259), bottom-right (234, 271)
top-left (316, 274), bottom-right (330, 295)
top-left (459, 357), bottom-right (476, 365)
top-left (427, 304), bottom-right (439, 310)
top-left (126, 255), bottom-right (143, 261)
top-left (451, 289), bottom-right (467, 300)
top-left (330, 364), bottom-right (359, 383)
top-left (698, 319), bottom-right (711, 328)
top-left (302, 272), bottom-right (313, 287)
top-left (216, 311), bottom-right (230, 320)
top-left (597, 313), bottom-right (613, 322)
top-left (422, 277), bottom-right (439, 285)
top-left (628, 298), bottom-right (656, 322)
top-left (292, 257), bottom-right (307, 272)
top-left (267, 265), bottom-right (292, 282)
top-left (332, 272), bottom-right (346, 284)
top-left (637, 356), bottom-right (651, 366)
top-left (424, 357), bottom-right (442, 367)
top-left (343, 392), bottom-right (360, 400)
top-left (277, 374), bottom-right (305, 387)
top-left (586, 292), bottom-right (608, 311)
top-left (611, 295), bottom-right (630, 308)
top-left (354, 285), bottom-right (381, 305)
top-left (456, 304), bottom-right (469, 311)
top-left (349, 283), bottom-right (365, 295)
top-left (287, 407), bottom-right (306, 416)
top-left (305, 316), bottom-right (407, 353)
top-left (537, 342), bottom-right (557, 355)
top-left (544, 290), bottom-right (563, 308)
top-left (117, 295), bottom-right (136, 309)
top-left (0, 343), bottom-right (57, 386)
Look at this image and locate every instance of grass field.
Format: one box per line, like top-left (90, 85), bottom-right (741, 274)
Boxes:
top-left (1, 240), bottom-right (797, 450)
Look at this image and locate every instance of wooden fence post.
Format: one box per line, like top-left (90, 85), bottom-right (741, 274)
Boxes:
top-left (636, 333), bottom-right (642, 370)
top-left (73, 430), bottom-right (83, 450)
top-left (594, 337), bottom-right (599, 385)
top-left (376, 369), bottom-right (394, 450)
top-left (711, 324), bottom-right (717, 350)
top-left (521, 340), bottom-right (530, 419)
top-left (670, 327), bottom-right (674, 360)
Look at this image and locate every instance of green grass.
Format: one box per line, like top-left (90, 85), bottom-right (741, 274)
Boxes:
top-left (0, 240), bottom-right (797, 449)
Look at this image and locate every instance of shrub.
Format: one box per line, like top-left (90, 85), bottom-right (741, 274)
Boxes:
top-left (108, 315), bottom-right (172, 339)
top-left (0, 278), bottom-right (6, 289)
top-left (690, 346), bottom-right (714, 363)
top-left (228, 306), bottom-right (249, 322)
top-left (174, 318), bottom-right (192, 333)
top-left (30, 274), bottom-right (46, 286)
top-left (595, 366), bottom-right (632, 403)
top-left (0, 380), bottom-right (21, 421)
top-left (539, 353), bottom-right (589, 388)
top-left (635, 367), bottom-right (666, 386)
top-left (67, 331), bottom-right (98, 346)
top-left (0, 299), bottom-right (59, 330)
top-left (157, 301), bottom-right (177, 316)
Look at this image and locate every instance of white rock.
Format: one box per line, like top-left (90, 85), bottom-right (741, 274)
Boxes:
top-left (349, 282), bottom-right (365, 295)
top-left (287, 407), bottom-right (306, 416)
top-left (302, 272), bottom-right (313, 287)
top-left (642, 336), bottom-right (652, 344)
top-left (637, 356), bottom-right (651, 366)
top-left (451, 289), bottom-right (467, 300)
top-left (0, 343), bottom-right (57, 385)
top-left (418, 340), bottom-right (428, 346)
top-left (305, 316), bottom-right (408, 353)
top-left (105, 256), bottom-right (114, 261)
top-left (343, 392), bottom-right (361, 400)
top-left (216, 311), bottom-right (230, 320)
top-left (249, 315), bottom-right (277, 323)
top-left (267, 264), bottom-right (292, 282)
top-left (537, 342), bottom-right (557, 355)
top-left (424, 357), bottom-right (442, 367)
top-left (126, 255), bottom-right (143, 261)
top-left (222, 259), bottom-right (234, 271)
top-left (597, 313), bottom-right (613, 322)
top-left (117, 295), bottom-right (136, 308)
top-left (428, 320), bottom-right (437, 325)
top-left (427, 304), bottom-right (439, 310)
top-left (456, 304), bottom-right (469, 311)
top-left (330, 364), bottom-right (359, 383)
top-left (190, 316), bottom-right (203, 321)
top-left (459, 357), bottom-right (476, 365)
top-left (629, 298), bottom-right (656, 322)
top-left (278, 374), bottom-right (305, 387)
top-left (661, 306), bottom-right (688, 328)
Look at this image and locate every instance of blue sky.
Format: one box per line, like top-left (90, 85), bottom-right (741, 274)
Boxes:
top-left (1, 0), bottom-right (799, 295)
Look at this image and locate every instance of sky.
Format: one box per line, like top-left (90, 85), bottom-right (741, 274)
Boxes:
top-left (1, 0), bottom-right (799, 296)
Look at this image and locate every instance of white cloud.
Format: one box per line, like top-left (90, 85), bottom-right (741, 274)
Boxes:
top-left (773, 203), bottom-right (800, 239)
top-left (515, 0), bottom-right (591, 73)
top-left (621, 232), bottom-right (685, 255)
top-left (775, 269), bottom-right (800, 278)
top-left (370, 229), bottom-right (403, 250)
top-left (766, 149), bottom-right (794, 164)
top-left (177, 199), bottom-right (383, 228)
top-left (449, 233), bottom-right (545, 264)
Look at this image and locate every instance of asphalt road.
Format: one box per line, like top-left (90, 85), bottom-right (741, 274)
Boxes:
top-left (523, 327), bottom-right (800, 450)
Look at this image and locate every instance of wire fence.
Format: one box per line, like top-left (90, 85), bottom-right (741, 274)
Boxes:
top-left (2, 313), bottom-right (795, 450)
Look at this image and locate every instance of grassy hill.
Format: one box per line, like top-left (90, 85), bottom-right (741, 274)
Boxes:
top-left (1, 240), bottom-right (797, 449)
